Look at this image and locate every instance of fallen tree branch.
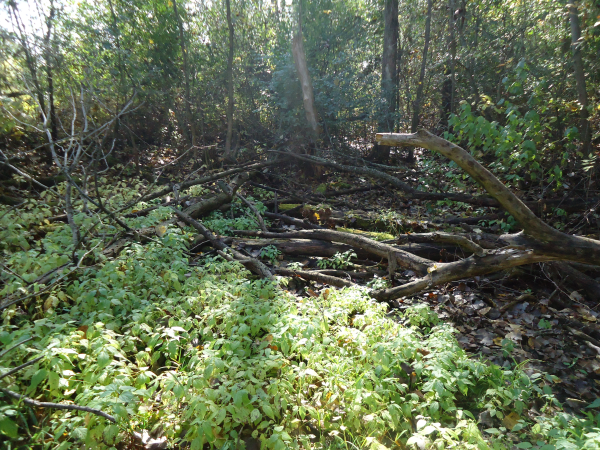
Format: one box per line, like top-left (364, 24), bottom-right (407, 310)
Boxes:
top-left (171, 208), bottom-right (272, 279)
top-left (263, 212), bottom-right (324, 230)
top-left (230, 229), bottom-right (432, 274)
top-left (274, 150), bottom-right (501, 207)
top-left (0, 356), bottom-right (44, 381)
top-left (552, 262), bottom-right (600, 301)
top-left (396, 232), bottom-right (485, 256)
top-left (184, 173), bottom-right (248, 219)
top-left (372, 249), bottom-right (559, 301)
top-left (0, 337), bottom-right (32, 359)
top-left (0, 388), bottom-right (116, 423)
top-left (138, 160), bottom-right (276, 204)
top-left (237, 193), bottom-right (267, 232)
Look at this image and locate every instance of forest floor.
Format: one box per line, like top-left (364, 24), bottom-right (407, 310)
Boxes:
top-left (2, 147), bottom-right (600, 449)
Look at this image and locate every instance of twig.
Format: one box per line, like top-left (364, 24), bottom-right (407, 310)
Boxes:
top-left (0, 356), bottom-right (44, 381)
top-left (236, 193), bottom-right (267, 232)
top-left (0, 388), bottom-right (116, 423)
top-left (0, 262), bottom-right (27, 283)
top-left (0, 337), bottom-right (32, 359)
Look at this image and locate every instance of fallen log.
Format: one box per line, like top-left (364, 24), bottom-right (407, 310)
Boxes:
top-left (274, 268), bottom-right (356, 288)
top-left (229, 237), bottom-right (363, 259)
top-left (229, 233), bottom-right (463, 263)
top-left (552, 262), bottom-right (600, 301)
top-left (230, 229), bottom-right (432, 274)
top-left (184, 174), bottom-right (248, 219)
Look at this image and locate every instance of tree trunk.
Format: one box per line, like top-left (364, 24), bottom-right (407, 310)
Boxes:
top-left (568, 2), bottom-right (591, 152)
top-left (291, 0), bottom-right (319, 140)
top-left (410, 0), bottom-right (432, 134)
top-left (442, 0), bottom-right (457, 129)
top-left (224, 0), bottom-right (236, 161)
top-left (369, 0), bottom-right (399, 164)
top-left (44, 2), bottom-right (57, 142)
top-left (172, 0), bottom-right (196, 149)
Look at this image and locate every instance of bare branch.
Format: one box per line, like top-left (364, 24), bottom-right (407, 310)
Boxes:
top-left (0, 388), bottom-right (116, 423)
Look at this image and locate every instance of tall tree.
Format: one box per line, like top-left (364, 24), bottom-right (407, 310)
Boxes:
top-left (380, 0), bottom-right (399, 132)
top-left (410, 0), bottom-right (433, 134)
top-left (370, 0), bottom-right (398, 163)
top-left (172, 0), bottom-right (196, 149)
top-left (224, 0), bottom-right (236, 161)
top-left (43, 0), bottom-right (57, 143)
top-left (441, 0), bottom-right (457, 128)
top-left (292, 0), bottom-right (319, 141)
top-left (567, 2), bottom-right (591, 152)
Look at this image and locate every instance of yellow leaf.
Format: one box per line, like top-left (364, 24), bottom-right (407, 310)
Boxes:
top-left (168, 0), bottom-right (173, 6)
top-left (155, 225), bottom-right (167, 237)
top-left (501, 412), bottom-right (520, 430)
top-left (149, 39), bottom-right (154, 44)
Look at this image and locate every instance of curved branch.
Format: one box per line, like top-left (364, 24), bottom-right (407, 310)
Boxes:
top-left (377, 130), bottom-right (558, 239)
top-left (377, 130), bottom-right (600, 266)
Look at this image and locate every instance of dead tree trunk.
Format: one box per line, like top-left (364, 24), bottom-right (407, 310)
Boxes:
top-left (408, 0), bottom-right (432, 161)
top-left (410, 0), bottom-right (432, 134)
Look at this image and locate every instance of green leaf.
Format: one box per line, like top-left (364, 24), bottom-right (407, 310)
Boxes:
top-left (250, 408), bottom-right (261, 423)
top-left (202, 421), bottom-right (215, 442)
top-left (262, 403), bottom-right (275, 420)
top-left (29, 368), bottom-right (48, 392)
top-left (587, 398), bottom-right (600, 409)
top-left (0, 416), bottom-right (18, 438)
top-left (72, 427), bottom-right (88, 440)
top-left (97, 350), bottom-right (111, 369)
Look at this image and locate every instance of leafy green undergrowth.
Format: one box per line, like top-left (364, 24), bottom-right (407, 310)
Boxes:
top-left (2, 193), bottom-right (600, 449)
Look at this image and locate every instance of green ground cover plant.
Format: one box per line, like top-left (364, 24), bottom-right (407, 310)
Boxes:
top-left (1, 184), bottom-right (600, 449)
